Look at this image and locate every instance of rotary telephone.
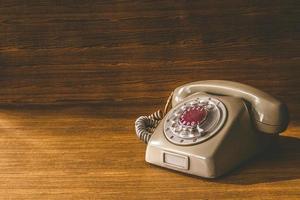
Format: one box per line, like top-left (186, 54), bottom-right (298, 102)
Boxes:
top-left (135, 80), bottom-right (289, 178)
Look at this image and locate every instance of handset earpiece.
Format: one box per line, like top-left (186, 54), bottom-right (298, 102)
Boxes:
top-left (172, 80), bottom-right (289, 134)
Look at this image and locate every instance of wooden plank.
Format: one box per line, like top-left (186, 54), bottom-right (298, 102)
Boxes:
top-left (0, 104), bottom-right (298, 199)
top-left (0, 0), bottom-right (299, 119)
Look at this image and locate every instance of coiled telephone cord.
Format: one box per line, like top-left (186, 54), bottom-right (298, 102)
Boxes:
top-left (135, 92), bottom-right (173, 144)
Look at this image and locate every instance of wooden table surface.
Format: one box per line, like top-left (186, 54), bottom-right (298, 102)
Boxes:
top-left (0, 0), bottom-right (300, 199)
top-left (0, 104), bottom-right (298, 199)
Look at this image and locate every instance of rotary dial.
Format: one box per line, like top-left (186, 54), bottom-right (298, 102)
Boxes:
top-left (164, 96), bottom-right (227, 145)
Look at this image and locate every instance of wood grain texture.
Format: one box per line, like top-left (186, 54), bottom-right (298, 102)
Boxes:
top-left (0, 104), bottom-right (299, 199)
top-left (0, 0), bottom-right (300, 119)
top-left (0, 0), bottom-right (300, 199)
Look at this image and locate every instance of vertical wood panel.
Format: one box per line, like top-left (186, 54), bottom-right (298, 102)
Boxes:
top-left (0, 0), bottom-right (299, 119)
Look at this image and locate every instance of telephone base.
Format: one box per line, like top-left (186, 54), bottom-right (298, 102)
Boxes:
top-left (145, 95), bottom-right (269, 178)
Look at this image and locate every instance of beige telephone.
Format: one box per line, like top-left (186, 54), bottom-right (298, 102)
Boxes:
top-left (135, 80), bottom-right (289, 178)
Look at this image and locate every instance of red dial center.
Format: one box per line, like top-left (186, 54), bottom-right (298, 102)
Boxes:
top-left (179, 106), bottom-right (207, 126)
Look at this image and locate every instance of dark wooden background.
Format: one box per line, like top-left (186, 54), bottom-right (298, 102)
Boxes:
top-left (1, 0), bottom-right (299, 119)
top-left (0, 0), bottom-right (299, 199)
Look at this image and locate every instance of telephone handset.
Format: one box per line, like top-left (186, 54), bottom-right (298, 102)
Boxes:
top-left (135, 80), bottom-right (289, 178)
